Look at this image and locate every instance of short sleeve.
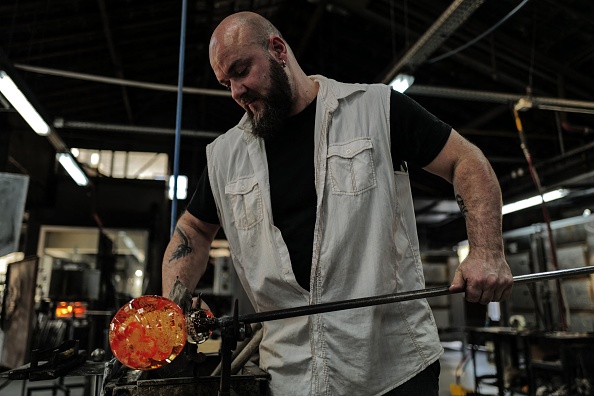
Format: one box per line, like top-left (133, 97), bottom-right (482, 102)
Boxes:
top-left (186, 166), bottom-right (220, 224)
top-left (390, 90), bottom-right (452, 168)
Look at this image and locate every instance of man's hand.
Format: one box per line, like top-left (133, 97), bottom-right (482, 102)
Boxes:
top-left (449, 248), bottom-right (513, 304)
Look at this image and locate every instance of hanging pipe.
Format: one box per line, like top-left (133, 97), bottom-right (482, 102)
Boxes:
top-left (512, 106), bottom-right (567, 331)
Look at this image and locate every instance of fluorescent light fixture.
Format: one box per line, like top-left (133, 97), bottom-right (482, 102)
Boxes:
top-left (389, 73), bottom-right (415, 93)
top-left (56, 153), bottom-right (89, 186)
top-left (502, 189), bottom-right (569, 215)
top-left (168, 175), bottom-right (188, 200)
top-left (0, 70), bottom-right (51, 135)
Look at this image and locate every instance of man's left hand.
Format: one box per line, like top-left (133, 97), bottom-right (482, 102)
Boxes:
top-left (449, 248), bottom-right (513, 304)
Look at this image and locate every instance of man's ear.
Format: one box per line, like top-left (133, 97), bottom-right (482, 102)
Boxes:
top-left (269, 36), bottom-right (287, 62)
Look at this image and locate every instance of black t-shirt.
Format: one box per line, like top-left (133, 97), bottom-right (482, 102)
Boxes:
top-left (187, 89), bottom-right (451, 290)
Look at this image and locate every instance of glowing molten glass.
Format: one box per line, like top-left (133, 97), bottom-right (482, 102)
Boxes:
top-left (109, 295), bottom-right (187, 370)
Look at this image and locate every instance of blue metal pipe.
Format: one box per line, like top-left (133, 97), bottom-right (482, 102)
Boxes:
top-left (170, 0), bottom-right (188, 236)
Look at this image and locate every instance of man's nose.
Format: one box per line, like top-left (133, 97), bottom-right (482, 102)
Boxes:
top-left (230, 80), bottom-right (247, 103)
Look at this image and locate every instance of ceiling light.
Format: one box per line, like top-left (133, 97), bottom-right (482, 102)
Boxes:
top-left (56, 153), bottom-right (89, 186)
top-left (0, 70), bottom-right (51, 135)
top-left (502, 189), bottom-right (569, 215)
top-left (168, 175), bottom-right (188, 200)
top-left (90, 152), bottom-right (100, 166)
top-left (389, 74), bottom-right (415, 93)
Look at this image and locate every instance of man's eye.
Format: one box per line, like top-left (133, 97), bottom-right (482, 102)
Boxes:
top-left (237, 68), bottom-right (247, 76)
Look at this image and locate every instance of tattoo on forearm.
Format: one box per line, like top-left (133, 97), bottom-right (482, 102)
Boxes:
top-left (456, 194), bottom-right (469, 218)
top-left (169, 226), bottom-right (193, 262)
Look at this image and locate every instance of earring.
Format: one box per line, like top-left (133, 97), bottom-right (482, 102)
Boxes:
top-left (282, 59), bottom-right (286, 68)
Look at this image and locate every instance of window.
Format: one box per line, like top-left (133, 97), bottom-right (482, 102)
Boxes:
top-left (71, 148), bottom-right (168, 180)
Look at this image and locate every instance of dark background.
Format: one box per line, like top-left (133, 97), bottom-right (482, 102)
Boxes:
top-left (1, 0), bottom-right (594, 278)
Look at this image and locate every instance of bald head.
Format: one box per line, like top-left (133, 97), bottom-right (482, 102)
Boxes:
top-left (209, 11), bottom-right (318, 120)
top-left (210, 12), bottom-right (282, 59)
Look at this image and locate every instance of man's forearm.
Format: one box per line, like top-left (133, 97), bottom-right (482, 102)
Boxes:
top-left (425, 130), bottom-right (512, 301)
top-left (452, 151), bottom-right (504, 252)
top-left (162, 212), bottom-right (219, 298)
top-left (424, 130), bottom-right (504, 251)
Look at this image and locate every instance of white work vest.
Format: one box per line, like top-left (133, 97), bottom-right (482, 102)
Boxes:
top-left (206, 75), bottom-right (443, 396)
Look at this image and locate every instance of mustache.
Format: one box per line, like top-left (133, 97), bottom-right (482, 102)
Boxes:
top-left (240, 93), bottom-right (263, 106)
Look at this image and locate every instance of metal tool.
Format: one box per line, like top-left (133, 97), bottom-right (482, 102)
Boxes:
top-left (220, 265), bottom-right (594, 327)
top-left (211, 265), bottom-right (594, 395)
top-left (8, 339), bottom-right (86, 381)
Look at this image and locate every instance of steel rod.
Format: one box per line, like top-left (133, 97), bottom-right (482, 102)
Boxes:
top-left (513, 266), bottom-right (594, 284)
top-left (219, 266), bottom-right (594, 327)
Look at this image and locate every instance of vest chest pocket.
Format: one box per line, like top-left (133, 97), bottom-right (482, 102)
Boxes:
top-left (225, 176), bottom-right (263, 230)
top-left (327, 138), bottom-right (377, 195)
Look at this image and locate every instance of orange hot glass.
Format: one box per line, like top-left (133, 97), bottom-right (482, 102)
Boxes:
top-left (109, 295), bottom-right (188, 370)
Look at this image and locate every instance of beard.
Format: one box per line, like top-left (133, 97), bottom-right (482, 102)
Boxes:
top-left (245, 57), bottom-right (293, 140)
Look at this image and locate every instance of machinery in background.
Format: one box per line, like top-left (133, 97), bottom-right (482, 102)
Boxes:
top-left (457, 213), bottom-right (594, 395)
top-left (503, 214), bottom-right (594, 333)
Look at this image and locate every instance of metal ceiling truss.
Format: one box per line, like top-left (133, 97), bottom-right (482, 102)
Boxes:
top-left (407, 85), bottom-right (594, 115)
top-left (381, 0), bottom-right (486, 82)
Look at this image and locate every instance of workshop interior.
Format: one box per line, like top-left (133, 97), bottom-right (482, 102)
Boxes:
top-left (1, 0), bottom-right (594, 395)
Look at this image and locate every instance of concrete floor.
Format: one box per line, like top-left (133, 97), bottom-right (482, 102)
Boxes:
top-left (0, 343), bottom-right (501, 396)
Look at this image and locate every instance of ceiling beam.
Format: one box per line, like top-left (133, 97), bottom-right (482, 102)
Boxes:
top-left (14, 64), bottom-right (231, 97)
top-left (55, 119), bottom-right (221, 139)
top-left (407, 85), bottom-right (594, 114)
top-left (381, 0), bottom-right (486, 83)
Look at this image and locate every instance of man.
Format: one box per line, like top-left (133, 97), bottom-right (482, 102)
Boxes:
top-left (162, 11), bottom-right (513, 396)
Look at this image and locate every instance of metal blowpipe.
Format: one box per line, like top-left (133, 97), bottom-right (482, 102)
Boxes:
top-left (219, 266), bottom-right (594, 327)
